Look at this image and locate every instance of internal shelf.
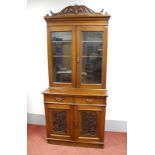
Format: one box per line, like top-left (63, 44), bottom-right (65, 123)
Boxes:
top-left (52, 41), bottom-right (71, 43)
top-left (82, 41), bottom-right (103, 43)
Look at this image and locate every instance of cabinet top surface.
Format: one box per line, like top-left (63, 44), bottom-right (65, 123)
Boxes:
top-left (42, 87), bottom-right (108, 97)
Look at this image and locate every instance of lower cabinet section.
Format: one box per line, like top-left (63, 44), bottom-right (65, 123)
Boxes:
top-left (44, 95), bottom-right (106, 148)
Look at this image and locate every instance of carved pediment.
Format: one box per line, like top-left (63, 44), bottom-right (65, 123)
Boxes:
top-left (48, 5), bottom-right (105, 16)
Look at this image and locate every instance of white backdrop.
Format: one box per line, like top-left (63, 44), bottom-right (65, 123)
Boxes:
top-left (27, 0), bottom-right (155, 122)
top-left (0, 0), bottom-right (155, 155)
top-left (0, 0), bottom-right (155, 154)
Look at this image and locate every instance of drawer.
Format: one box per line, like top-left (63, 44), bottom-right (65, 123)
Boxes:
top-left (44, 95), bottom-right (73, 103)
top-left (75, 97), bottom-right (105, 104)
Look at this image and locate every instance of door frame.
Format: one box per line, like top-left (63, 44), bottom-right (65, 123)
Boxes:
top-left (74, 104), bottom-right (106, 142)
top-left (76, 26), bottom-right (107, 89)
top-left (47, 26), bottom-right (77, 87)
top-left (45, 103), bottom-right (74, 140)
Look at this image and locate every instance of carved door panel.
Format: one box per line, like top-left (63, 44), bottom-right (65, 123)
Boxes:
top-left (75, 105), bottom-right (105, 142)
top-left (45, 103), bottom-right (73, 140)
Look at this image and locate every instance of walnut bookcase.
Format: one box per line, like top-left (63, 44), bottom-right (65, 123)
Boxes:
top-left (42, 5), bottom-right (110, 148)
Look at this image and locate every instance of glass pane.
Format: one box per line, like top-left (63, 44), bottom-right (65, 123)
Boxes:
top-left (52, 32), bottom-right (71, 41)
top-left (51, 32), bottom-right (72, 83)
top-left (82, 42), bottom-right (103, 56)
top-left (81, 57), bottom-right (102, 84)
top-left (53, 57), bottom-right (72, 82)
top-left (82, 32), bottom-right (103, 42)
top-left (52, 42), bottom-right (71, 56)
top-left (81, 32), bottom-right (103, 84)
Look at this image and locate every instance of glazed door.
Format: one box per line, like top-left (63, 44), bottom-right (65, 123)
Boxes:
top-left (74, 105), bottom-right (105, 143)
top-left (48, 26), bottom-right (76, 87)
top-left (77, 26), bottom-right (107, 89)
top-left (45, 103), bottom-right (74, 140)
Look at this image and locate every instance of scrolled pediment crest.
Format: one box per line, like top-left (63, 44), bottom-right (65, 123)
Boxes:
top-left (46, 5), bottom-right (108, 16)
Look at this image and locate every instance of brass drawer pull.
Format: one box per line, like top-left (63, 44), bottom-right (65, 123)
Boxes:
top-left (55, 97), bottom-right (63, 102)
top-left (86, 99), bottom-right (93, 103)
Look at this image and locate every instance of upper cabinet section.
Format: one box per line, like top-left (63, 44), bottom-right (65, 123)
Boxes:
top-left (45, 5), bottom-right (110, 89)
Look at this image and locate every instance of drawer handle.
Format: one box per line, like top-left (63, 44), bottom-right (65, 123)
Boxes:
top-left (55, 97), bottom-right (63, 102)
top-left (86, 99), bottom-right (93, 103)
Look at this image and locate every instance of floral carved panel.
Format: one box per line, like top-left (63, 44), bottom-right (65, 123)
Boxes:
top-left (52, 110), bottom-right (67, 134)
top-left (81, 111), bottom-right (97, 136)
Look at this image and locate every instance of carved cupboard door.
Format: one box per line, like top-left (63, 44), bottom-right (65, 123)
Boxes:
top-left (74, 105), bottom-right (106, 143)
top-left (45, 103), bottom-right (74, 140)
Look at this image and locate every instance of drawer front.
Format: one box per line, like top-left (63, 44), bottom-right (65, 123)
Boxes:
top-left (44, 95), bottom-right (73, 103)
top-left (75, 97), bottom-right (105, 104)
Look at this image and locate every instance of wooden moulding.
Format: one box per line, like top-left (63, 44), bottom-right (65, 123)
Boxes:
top-left (44, 15), bottom-right (110, 21)
top-left (47, 138), bottom-right (104, 148)
top-left (44, 16), bottom-right (110, 27)
top-left (42, 87), bottom-right (108, 97)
